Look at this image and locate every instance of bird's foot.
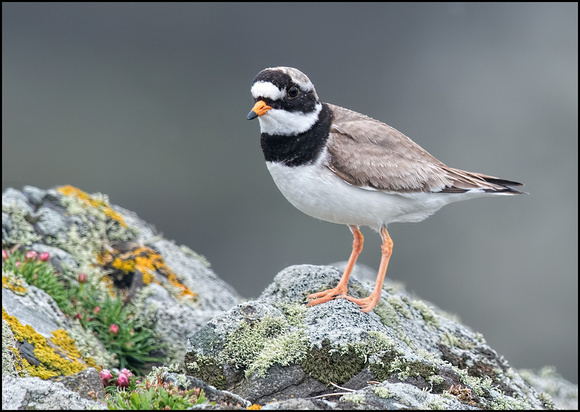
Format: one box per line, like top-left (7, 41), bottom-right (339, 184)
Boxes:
top-left (344, 294), bottom-right (380, 313)
top-left (306, 285), bottom-right (348, 307)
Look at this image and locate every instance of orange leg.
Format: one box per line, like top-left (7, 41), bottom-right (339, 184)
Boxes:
top-left (307, 225), bottom-right (363, 306)
top-left (345, 226), bottom-right (393, 313)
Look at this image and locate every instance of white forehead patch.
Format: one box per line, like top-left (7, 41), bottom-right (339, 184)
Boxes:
top-left (258, 103), bottom-right (322, 136)
top-left (251, 81), bottom-right (285, 101)
top-left (266, 66), bottom-right (315, 92)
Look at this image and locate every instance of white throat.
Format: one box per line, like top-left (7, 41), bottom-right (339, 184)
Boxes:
top-left (258, 103), bottom-right (322, 136)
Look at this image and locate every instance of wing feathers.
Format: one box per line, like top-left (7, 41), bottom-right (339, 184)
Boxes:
top-left (325, 103), bottom-right (524, 194)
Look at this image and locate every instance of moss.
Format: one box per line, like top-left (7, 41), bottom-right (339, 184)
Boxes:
top-left (369, 349), bottom-right (401, 381)
top-left (301, 338), bottom-right (366, 385)
top-left (184, 352), bottom-right (227, 390)
top-left (2, 307), bottom-right (88, 378)
top-left (402, 361), bottom-right (439, 380)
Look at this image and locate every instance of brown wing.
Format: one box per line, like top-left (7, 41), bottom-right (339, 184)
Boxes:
top-left (325, 104), bottom-right (523, 193)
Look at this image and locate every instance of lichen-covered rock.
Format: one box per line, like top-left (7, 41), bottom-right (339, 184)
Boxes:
top-left (185, 264), bottom-right (557, 409)
top-left (2, 185), bottom-right (242, 373)
top-left (2, 285), bottom-right (99, 379)
top-left (2, 319), bottom-right (20, 376)
top-left (1, 374), bottom-right (106, 410)
top-left (49, 367), bottom-right (106, 401)
top-left (517, 366), bottom-right (578, 410)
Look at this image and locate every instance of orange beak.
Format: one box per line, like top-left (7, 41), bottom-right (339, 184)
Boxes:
top-left (247, 100), bottom-right (272, 120)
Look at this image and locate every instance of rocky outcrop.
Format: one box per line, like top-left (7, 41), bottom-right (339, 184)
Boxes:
top-left (2, 185), bottom-right (577, 409)
top-left (184, 264), bottom-right (560, 409)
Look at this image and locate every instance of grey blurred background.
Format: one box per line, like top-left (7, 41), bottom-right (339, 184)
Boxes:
top-left (2, 3), bottom-right (577, 383)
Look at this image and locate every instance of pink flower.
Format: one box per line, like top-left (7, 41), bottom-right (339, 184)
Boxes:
top-left (109, 324), bottom-right (119, 334)
top-left (2, 249), bottom-right (8, 260)
top-left (93, 306), bottom-right (101, 314)
top-left (116, 373), bottom-right (130, 388)
top-left (15, 261), bottom-right (21, 268)
top-left (74, 313), bottom-right (83, 320)
top-left (25, 251), bottom-right (38, 261)
top-left (39, 252), bottom-right (50, 262)
top-left (78, 273), bottom-right (87, 284)
top-left (100, 369), bottom-right (113, 386)
top-left (120, 368), bottom-right (133, 378)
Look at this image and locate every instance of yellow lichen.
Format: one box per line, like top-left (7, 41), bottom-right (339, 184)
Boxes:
top-left (2, 307), bottom-right (88, 378)
top-left (2, 274), bottom-right (28, 295)
top-left (98, 245), bottom-right (197, 302)
top-left (57, 185), bottom-right (127, 227)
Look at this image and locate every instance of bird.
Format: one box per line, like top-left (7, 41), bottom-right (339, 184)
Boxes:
top-left (247, 66), bottom-right (524, 313)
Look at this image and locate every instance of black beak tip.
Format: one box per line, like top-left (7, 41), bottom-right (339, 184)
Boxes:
top-left (247, 111), bottom-right (258, 120)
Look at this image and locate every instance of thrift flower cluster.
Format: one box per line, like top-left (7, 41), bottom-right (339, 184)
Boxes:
top-left (100, 367), bottom-right (136, 389)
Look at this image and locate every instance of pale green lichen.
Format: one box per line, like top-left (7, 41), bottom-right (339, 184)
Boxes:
top-left (488, 390), bottom-right (532, 410)
top-left (180, 245), bottom-right (211, 268)
top-left (66, 324), bottom-right (117, 369)
top-left (386, 295), bottom-right (412, 319)
top-left (411, 299), bottom-right (440, 327)
top-left (2, 269), bottom-right (28, 295)
top-left (222, 315), bottom-right (289, 369)
top-left (427, 375), bottom-right (447, 387)
top-left (2, 319), bottom-right (20, 376)
top-left (457, 368), bottom-right (494, 397)
top-left (388, 359), bottom-right (439, 381)
top-left (45, 186), bottom-right (136, 272)
top-left (2, 204), bottom-right (42, 246)
top-left (185, 352), bottom-right (226, 389)
top-left (246, 329), bottom-right (309, 377)
top-left (373, 385), bottom-right (393, 399)
top-left (373, 299), bottom-right (401, 328)
top-left (537, 392), bottom-right (556, 409)
top-left (423, 397), bottom-right (446, 410)
top-left (441, 331), bottom-right (475, 350)
top-left (341, 392), bottom-right (366, 404)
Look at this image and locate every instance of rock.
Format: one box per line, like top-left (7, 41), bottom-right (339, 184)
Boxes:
top-left (185, 264), bottom-right (557, 409)
top-left (1, 374), bottom-right (106, 410)
top-left (2, 185), bottom-right (243, 373)
top-left (164, 372), bottom-right (251, 408)
top-left (49, 367), bottom-right (106, 401)
top-left (518, 366), bottom-right (578, 410)
top-left (2, 319), bottom-right (20, 376)
top-left (2, 283), bottom-right (99, 379)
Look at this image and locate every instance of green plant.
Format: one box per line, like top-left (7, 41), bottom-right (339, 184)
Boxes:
top-left (2, 249), bottom-right (73, 313)
top-left (82, 293), bottom-right (165, 374)
top-left (106, 369), bottom-right (208, 410)
top-left (2, 246), bottom-right (165, 375)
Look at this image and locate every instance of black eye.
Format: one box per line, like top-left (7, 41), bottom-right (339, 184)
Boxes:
top-left (287, 85), bottom-right (300, 98)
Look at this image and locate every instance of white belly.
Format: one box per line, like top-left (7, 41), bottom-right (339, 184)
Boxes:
top-left (266, 161), bottom-right (487, 232)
